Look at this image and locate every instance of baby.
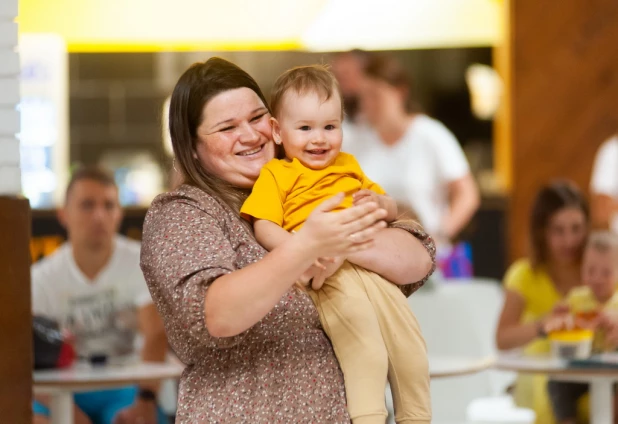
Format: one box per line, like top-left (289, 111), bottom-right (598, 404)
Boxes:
top-left (240, 65), bottom-right (430, 424)
top-left (548, 231), bottom-right (618, 424)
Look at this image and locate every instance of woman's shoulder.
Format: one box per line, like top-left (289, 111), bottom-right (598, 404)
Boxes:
top-left (410, 114), bottom-right (452, 135)
top-left (503, 258), bottom-right (546, 290)
top-left (145, 184), bottom-right (229, 227)
top-left (406, 114), bottom-right (459, 148)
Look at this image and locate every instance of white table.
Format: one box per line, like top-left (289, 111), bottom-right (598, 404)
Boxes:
top-left (34, 361), bottom-right (184, 424)
top-left (429, 355), bottom-right (496, 379)
top-left (496, 353), bottom-right (618, 424)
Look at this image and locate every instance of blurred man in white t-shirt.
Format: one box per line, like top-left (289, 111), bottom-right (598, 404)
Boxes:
top-left (591, 134), bottom-right (618, 233)
top-left (32, 166), bottom-right (168, 424)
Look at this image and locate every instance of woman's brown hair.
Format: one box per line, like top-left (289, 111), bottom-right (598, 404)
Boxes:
top-left (529, 180), bottom-right (589, 267)
top-left (168, 57), bottom-right (271, 213)
top-left (363, 54), bottom-right (420, 113)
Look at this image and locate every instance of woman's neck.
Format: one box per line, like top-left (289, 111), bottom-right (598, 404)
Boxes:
top-left (375, 113), bottom-right (415, 146)
top-left (546, 260), bottom-right (581, 296)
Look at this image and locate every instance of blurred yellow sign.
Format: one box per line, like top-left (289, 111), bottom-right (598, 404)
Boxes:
top-left (18, 0), bottom-right (501, 52)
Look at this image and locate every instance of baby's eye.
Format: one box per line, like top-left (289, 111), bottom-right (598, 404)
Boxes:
top-left (299, 126), bottom-right (311, 131)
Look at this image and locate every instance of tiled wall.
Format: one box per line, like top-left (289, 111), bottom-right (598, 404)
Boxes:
top-left (0, 0), bottom-right (20, 195)
top-left (68, 48), bottom-right (492, 175)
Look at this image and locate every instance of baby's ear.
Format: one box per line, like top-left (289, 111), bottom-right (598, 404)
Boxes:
top-left (271, 117), bottom-right (282, 145)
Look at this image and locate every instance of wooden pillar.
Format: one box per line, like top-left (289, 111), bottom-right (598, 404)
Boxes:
top-left (496, 0), bottom-right (618, 261)
top-left (0, 197), bottom-right (32, 423)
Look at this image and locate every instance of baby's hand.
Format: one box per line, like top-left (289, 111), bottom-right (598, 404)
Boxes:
top-left (353, 189), bottom-right (381, 207)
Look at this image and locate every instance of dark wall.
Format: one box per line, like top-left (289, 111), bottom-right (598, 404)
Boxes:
top-left (68, 48), bottom-right (492, 169)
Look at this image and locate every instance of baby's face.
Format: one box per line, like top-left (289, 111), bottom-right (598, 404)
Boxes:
top-left (582, 247), bottom-right (618, 302)
top-left (275, 89), bottom-right (343, 170)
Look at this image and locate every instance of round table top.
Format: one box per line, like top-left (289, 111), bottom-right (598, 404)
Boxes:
top-left (33, 361), bottom-right (184, 392)
top-left (429, 355), bottom-right (495, 378)
top-left (33, 355), bottom-right (492, 392)
top-left (496, 352), bottom-right (618, 377)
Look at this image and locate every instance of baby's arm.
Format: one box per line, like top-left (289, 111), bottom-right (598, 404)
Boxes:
top-left (353, 190), bottom-right (398, 222)
top-left (254, 219), bottom-right (293, 251)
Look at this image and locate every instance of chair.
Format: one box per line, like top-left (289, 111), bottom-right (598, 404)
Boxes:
top-left (384, 278), bottom-right (532, 423)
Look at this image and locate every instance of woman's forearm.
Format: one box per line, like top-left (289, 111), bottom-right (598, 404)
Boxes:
top-left (443, 175), bottom-right (480, 239)
top-left (496, 322), bottom-right (540, 351)
top-left (348, 228), bottom-right (433, 285)
top-left (205, 236), bottom-right (315, 338)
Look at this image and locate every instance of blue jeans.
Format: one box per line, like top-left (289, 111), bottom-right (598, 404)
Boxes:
top-left (33, 385), bottom-right (168, 424)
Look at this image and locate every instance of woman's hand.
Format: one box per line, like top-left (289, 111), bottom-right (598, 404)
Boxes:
top-left (596, 311), bottom-right (618, 350)
top-left (297, 193), bottom-right (388, 259)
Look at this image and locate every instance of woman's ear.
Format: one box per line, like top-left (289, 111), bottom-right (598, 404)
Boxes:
top-left (271, 117), bottom-right (282, 145)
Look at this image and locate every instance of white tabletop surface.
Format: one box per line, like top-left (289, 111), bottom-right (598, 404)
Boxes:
top-left (496, 352), bottom-right (618, 377)
top-left (428, 355), bottom-right (495, 378)
top-left (34, 361), bottom-right (185, 392)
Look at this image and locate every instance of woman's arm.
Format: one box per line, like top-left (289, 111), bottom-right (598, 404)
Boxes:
top-left (206, 195), bottom-right (388, 338)
top-left (347, 227), bottom-right (433, 286)
top-left (442, 174), bottom-right (480, 240)
top-left (496, 290), bottom-right (541, 350)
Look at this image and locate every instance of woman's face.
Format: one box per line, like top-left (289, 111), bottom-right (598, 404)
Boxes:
top-left (545, 207), bottom-right (588, 264)
top-left (359, 76), bottom-right (406, 125)
top-left (195, 87), bottom-right (275, 188)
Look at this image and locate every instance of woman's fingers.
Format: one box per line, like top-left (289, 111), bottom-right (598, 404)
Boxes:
top-left (313, 193), bottom-right (345, 214)
top-left (347, 220), bottom-right (387, 244)
top-left (342, 211), bottom-right (388, 238)
top-left (337, 201), bottom-right (382, 225)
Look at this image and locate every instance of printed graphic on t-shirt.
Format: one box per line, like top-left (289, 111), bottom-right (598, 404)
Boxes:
top-left (65, 288), bottom-right (138, 358)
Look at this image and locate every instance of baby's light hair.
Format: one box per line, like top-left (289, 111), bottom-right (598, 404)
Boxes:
top-left (270, 64), bottom-right (344, 119)
top-left (586, 231), bottom-right (618, 258)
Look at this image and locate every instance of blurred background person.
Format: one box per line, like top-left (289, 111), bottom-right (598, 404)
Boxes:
top-left (331, 49), bottom-right (372, 123)
top-left (31, 166), bottom-right (168, 424)
top-left (496, 181), bottom-right (589, 424)
top-left (590, 133), bottom-right (618, 232)
top-left (342, 53), bottom-right (480, 247)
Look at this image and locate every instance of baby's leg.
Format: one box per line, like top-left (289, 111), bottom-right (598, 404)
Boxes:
top-left (310, 261), bottom-right (389, 424)
top-left (352, 265), bottom-right (431, 424)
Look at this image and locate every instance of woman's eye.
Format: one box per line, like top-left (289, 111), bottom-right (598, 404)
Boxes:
top-left (220, 126), bottom-right (235, 132)
top-left (251, 113), bottom-right (266, 122)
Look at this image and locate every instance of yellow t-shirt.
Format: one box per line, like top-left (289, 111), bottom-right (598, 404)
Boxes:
top-left (504, 259), bottom-right (565, 424)
top-left (504, 259), bottom-right (563, 355)
top-left (567, 286), bottom-right (618, 352)
top-left (240, 152), bottom-right (385, 232)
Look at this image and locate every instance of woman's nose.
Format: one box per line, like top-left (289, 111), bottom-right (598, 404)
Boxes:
top-left (238, 122), bottom-right (260, 143)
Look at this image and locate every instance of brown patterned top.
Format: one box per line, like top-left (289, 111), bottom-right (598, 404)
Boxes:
top-left (140, 184), bottom-right (435, 423)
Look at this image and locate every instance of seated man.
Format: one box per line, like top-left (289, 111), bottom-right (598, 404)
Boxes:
top-left (32, 166), bottom-right (169, 424)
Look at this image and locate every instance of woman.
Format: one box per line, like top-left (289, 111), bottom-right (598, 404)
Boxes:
top-left (590, 134), bottom-right (618, 232)
top-left (343, 54), bottom-right (480, 246)
top-left (496, 181), bottom-right (589, 423)
top-left (140, 57), bottom-right (435, 423)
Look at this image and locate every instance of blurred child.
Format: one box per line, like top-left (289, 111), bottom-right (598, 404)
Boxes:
top-left (547, 231), bottom-right (618, 424)
top-left (241, 65), bottom-right (430, 424)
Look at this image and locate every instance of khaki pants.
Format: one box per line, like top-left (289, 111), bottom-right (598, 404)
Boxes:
top-left (309, 261), bottom-right (431, 424)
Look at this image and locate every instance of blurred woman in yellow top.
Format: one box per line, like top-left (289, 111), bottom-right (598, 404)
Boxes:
top-left (496, 181), bottom-right (590, 424)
